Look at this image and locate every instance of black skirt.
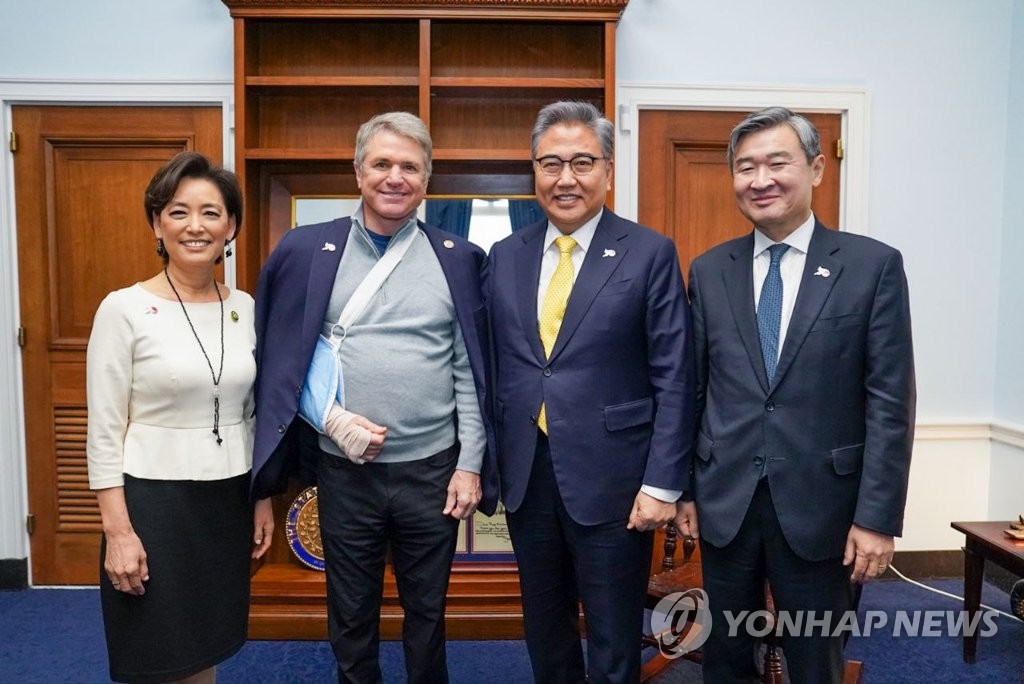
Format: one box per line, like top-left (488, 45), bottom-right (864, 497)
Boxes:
top-left (99, 473), bottom-right (253, 683)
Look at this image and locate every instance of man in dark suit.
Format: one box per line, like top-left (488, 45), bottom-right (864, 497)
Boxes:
top-left (487, 101), bottom-right (694, 683)
top-left (251, 112), bottom-right (497, 684)
top-left (677, 107), bottom-right (915, 683)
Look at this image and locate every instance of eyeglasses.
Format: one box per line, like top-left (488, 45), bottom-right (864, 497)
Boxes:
top-left (534, 154), bottom-right (609, 177)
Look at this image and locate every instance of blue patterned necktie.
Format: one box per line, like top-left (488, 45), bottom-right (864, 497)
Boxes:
top-left (757, 243), bottom-right (790, 384)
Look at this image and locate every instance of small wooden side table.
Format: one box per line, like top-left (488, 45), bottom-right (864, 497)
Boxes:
top-left (950, 521), bottom-right (1024, 663)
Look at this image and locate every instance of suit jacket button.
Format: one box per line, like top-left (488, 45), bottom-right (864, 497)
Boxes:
top-left (754, 456), bottom-right (765, 467)
top-left (764, 401), bottom-right (775, 412)
top-left (295, 385), bottom-right (302, 396)
top-left (543, 368), bottom-right (552, 377)
top-left (530, 415), bottom-right (537, 425)
top-left (278, 424), bottom-right (286, 434)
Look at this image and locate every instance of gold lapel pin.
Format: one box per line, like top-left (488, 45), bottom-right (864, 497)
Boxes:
top-left (230, 311), bottom-right (239, 322)
top-left (443, 239), bottom-right (455, 249)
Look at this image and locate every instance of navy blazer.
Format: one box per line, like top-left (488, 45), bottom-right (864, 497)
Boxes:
top-left (487, 209), bottom-right (695, 526)
top-left (688, 220), bottom-right (916, 561)
top-left (251, 217), bottom-right (498, 515)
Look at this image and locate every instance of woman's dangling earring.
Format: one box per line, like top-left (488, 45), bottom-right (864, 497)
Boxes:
top-left (156, 238), bottom-right (166, 257)
top-left (225, 240), bottom-right (233, 258)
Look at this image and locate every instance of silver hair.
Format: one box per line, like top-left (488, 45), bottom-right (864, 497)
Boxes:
top-left (727, 106), bottom-right (821, 170)
top-left (531, 101), bottom-right (614, 159)
top-left (354, 111), bottom-right (433, 181)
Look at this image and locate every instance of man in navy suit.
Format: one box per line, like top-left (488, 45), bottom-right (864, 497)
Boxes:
top-left (677, 107), bottom-right (915, 683)
top-left (487, 101), bottom-right (694, 683)
top-left (251, 112), bottom-right (497, 684)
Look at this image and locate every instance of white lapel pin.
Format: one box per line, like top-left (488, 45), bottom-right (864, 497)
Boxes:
top-left (322, 242), bottom-right (336, 252)
top-left (443, 239), bottom-right (455, 249)
top-left (603, 249), bottom-right (616, 258)
top-left (813, 266), bottom-right (831, 278)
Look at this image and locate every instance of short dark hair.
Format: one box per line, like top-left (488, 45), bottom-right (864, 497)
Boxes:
top-left (144, 152), bottom-right (243, 263)
top-left (727, 106), bottom-right (821, 170)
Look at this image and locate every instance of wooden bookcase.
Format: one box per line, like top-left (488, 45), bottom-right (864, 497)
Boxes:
top-left (222, 0), bottom-right (628, 640)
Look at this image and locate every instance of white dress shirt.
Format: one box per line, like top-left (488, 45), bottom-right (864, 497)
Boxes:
top-left (536, 210), bottom-right (678, 505)
top-left (753, 213), bottom-right (816, 362)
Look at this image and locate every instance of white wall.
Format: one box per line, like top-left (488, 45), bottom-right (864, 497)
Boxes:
top-left (0, 0), bottom-right (1020, 564)
top-left (995, 0), bottom-right (1024, 426)
top-left (0, 0), bottom-right (233, 80)
top-left (989, 0), bottom-right (1024, 536)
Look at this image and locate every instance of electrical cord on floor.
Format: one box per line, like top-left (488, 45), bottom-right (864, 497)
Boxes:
top-left (887, 564), bottom-right (1024, 624)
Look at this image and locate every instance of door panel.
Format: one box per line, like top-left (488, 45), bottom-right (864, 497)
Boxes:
top-left (14, 105), bottom-right (222, 584)
top-left (638, 109), bottom-right (842, 275)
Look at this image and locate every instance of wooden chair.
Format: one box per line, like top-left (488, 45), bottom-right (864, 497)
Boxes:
top-left (641, 523), bottom-right (863, 684)
top-left (641, 522), bottom-right (704, 681)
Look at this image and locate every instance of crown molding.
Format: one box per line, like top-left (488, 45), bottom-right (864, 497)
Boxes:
top-left (223, 0), bottom-right (627, 6)
top-left (221, 0), bottom-right (629, 19)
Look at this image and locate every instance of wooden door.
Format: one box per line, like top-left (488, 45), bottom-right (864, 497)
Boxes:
top-left (637, 110), bottom-right (842, 275)
top-left (13, 105), bottom-right (222, 584)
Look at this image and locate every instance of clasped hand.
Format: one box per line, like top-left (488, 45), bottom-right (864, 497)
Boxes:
top-left (324, 406), bottom-right (387, 463)
top-left (627, 491), bottom-right (676, 532)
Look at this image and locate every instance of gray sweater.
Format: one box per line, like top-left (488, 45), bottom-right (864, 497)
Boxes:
top-left (316, 210), bottom-right (484, 473)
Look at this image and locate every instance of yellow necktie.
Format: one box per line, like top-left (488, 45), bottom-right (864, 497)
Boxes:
top-left (537, 235), bottom-right (577, 433)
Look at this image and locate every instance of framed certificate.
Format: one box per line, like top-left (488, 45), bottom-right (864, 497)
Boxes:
top-left (457, 504), bottom-right (515, 562)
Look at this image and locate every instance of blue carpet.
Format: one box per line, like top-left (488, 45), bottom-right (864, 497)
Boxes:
top-left (0, 579), bottom-right (1020, 683)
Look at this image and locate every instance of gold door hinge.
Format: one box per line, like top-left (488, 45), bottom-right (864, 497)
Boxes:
top-left (8, 131), bottom-right (16, 153)
top-left (835, 138), bottom-right (844, 160)
top-left (17, 326), bottom-right (26, 348)
top-left (26, 514), bottom-right (35, 536)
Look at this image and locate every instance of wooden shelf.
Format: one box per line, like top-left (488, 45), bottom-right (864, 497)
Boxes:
top-left (431, 21), bottom-right (605, 80)
top-left (249, 561), bottom-right (527, 640)
top-left (431, 76), bottom-right (604, 89)
top-left (246, 19), bottom-right (420, 79)
top-left (246, 148), bottom-right (535, 162)
top-left (225, 0), bottom-right (625, 640)
top-left (433, 148), bottom-right (532, 161)
top-left (247, 76), bottom-right (420, 87)
top-left (246, 148), bottom-right (356, 160)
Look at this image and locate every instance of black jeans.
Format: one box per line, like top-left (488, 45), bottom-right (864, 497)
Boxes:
top-left (317, 444), bottom-right (460, 684)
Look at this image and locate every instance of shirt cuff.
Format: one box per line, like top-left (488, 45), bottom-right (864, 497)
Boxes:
top-left (640, 485), bottom-right (682, 503)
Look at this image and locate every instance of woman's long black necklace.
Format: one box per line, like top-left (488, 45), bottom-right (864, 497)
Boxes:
top-left (164, 267), bottom-right (225, 445)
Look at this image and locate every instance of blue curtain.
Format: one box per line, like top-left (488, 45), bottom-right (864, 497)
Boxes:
top-left (426, 199), bottom-right (473, 238)
top-left (508, 199), bottom-right (545, 232)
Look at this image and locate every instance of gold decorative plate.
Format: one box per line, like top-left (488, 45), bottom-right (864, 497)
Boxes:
top-left (285, 486), bottom-right (325, 571)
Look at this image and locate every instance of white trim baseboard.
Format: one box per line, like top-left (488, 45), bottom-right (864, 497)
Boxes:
top-left (991, 421), bottom-right (1024, 449)
top-left (0, 79), bottom-right (233, 563)
top-left (913, 422), bottom-right (993, 442)
top-left (910, 420), bottom-right (1024, 448)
